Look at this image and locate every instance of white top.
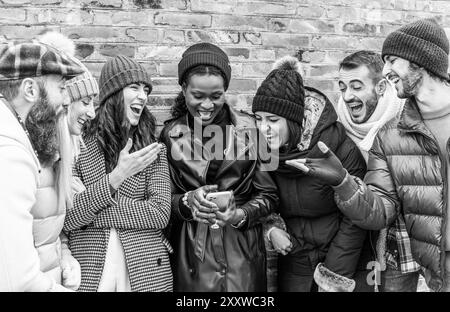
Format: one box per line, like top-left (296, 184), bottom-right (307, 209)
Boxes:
top-left (0, 99), bottom-right (68, 291)
top-left (97, 228), bottom-right (131, 292)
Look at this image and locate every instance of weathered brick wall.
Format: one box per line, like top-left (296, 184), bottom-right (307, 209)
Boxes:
top-left (1, 0), bottom-right (449, 128)
top-left (0, 0), bottom-right (444, 292)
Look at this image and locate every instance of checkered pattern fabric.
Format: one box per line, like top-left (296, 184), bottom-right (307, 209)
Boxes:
top-left (0, 41), bottom-right (84, 81)
top-left (385, 216), bottom-right (421, 273)
top-left (64, 137), bottom-right (173, 292)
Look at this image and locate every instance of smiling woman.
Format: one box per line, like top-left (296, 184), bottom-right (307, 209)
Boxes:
top-left (160, 42), bottom-right (278, 292)
top-left (63, 55), bottom-right (173, 292)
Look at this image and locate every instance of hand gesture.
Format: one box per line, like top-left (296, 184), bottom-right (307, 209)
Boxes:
top-left (269, 228), bottom-right (292, 255)
top-left (214, 191), bottom-right (240, 227)
top-left (110, 139), bottom-right (162, 189)
top-left (285, 141), bottom-right (347, 186)
top-left (60, 254), bottom-right (81, 291)
top-left (187, 185), bottom-right (219, 224)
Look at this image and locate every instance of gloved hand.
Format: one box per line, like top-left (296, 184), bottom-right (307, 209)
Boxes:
top-left (285, 141), bottom-right (347, 186)
top-left (60, 251), bottom-right (81, 291)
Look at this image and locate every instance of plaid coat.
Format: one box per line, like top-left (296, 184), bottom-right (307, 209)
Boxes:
top-left (64, 137), bottom-right (173, 292)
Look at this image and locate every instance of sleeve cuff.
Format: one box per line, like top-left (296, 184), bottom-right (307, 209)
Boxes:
top-left (331, 171), bottom-right (360, 202)
top-left (173, 193), bottom-right (193, 221)
top-left (104, 174), bottom-right (118, 206)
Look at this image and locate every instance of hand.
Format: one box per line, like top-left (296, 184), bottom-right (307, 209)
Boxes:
top-left (285, 141), bottom-right (347, 186)
top-left (60, 254), bottom-right (81, 291)
top-left (187, 185), bottom-right (219, 224)
top-left (71, 177), bottom-right (86, 195)
top-left (269, 228), bottom-right (292, 255)
top-left (214, 192), bottom-right (241, 227)
top-left (110, 139), bottom-right (162, 189)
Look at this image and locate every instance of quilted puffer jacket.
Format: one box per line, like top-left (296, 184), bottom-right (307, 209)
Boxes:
top-left (335, 98), bottom-right (447, 291)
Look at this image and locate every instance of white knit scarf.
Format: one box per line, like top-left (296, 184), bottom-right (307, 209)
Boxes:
top-left (337, 82), bottom-right (405, 157)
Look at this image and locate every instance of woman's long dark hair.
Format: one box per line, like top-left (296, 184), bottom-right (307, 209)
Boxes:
top-left (84, 89), bottom-right (156, 173)
top-left (285, 119), bottom-right (303, 152)
top-left (166, 65), bottom-right (227, 123)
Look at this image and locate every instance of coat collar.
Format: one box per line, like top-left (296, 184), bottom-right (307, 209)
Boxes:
top-left (397, 98), bottom-right (434, 138)
top-left (166, 104), bottom-right (258, 188)
top-left (167, 103), bottom-right (255, 138)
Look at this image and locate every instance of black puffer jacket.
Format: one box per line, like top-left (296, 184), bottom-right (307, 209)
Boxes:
top-left (160, 104), bottom-right (279, 292)
top-left (272, 87), bottom-right (368, 277)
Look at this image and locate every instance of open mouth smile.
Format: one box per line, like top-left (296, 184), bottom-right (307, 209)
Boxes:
top-left (130, 103), bottom-right (144, 114)
top-left (198, 110), bottom-right (214, 120)
top-left (348, 101), bottom-right (364, 115)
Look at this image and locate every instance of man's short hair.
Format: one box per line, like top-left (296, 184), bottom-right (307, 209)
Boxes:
top-left (0, 76), bottom-right (47, 103)
top-left (339, 50), bottom-right (384, 84)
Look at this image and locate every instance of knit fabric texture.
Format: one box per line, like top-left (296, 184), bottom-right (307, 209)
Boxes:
top-left (382, 18), bottom-right (449, 80)
top-left (252, 67), bottom-right (305, 124)
top-left (66, 68), bottom-right (99, 103)
top-left (98, 55), bottom-right (152, 106)
top-left (178, 42), bottom-right (231, 90)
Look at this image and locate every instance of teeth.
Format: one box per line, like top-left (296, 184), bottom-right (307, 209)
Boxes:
top-left (198, 111), bottom-right (212, 120)
top-left (130, 105), bottom-right (143, 114)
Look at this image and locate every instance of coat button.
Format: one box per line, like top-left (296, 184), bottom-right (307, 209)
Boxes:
top-left (157, 258), bottom-right (162, 266)
top-left (220, 268), bottom-right (226, 275)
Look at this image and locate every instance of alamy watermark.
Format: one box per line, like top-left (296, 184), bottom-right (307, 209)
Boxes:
top-left (169, 117), bottom-right (280, 171)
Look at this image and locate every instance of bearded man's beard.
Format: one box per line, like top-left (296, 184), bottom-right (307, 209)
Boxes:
top-left (25, 87), bottom-right (59, 167)
top-left (401, 66), bottom-right (423, 98)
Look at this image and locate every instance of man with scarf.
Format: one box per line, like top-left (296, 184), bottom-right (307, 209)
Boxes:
top-left (288, 18), bottom-right (450, 292)
top-left (336, 51), bottom-right (419, 292)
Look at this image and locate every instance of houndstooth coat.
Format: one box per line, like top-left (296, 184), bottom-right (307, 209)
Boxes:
top-left (64, 137), bottom-right (173, 292)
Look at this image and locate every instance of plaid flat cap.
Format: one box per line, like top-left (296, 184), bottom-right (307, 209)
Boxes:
top-left (0, 41), bottom-right (85, 81)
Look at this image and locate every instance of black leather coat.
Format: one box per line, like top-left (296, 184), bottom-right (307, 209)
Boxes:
top-left (160, 104), bottom-right (279, 292)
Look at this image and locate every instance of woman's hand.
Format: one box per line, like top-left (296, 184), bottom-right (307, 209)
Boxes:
top-left (214, 192), bottom-right (244, 227)
top-left (72, 177), bottom-right (86, 195)
top-left (110, 139), bottom-right (162, 189)
top-left (269, 228), bottom-right (293, 255)
top-left (187, 185), bottom-right (219, 224)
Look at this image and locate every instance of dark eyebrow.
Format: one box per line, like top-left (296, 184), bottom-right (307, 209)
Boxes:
top-left (349, 79), bottom-right (363, 84)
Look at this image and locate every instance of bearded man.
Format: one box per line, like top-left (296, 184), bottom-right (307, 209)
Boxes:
top-left (0, 41), bottom-right (85, 291)
top-left (288, 18), bottom-right (450, 292)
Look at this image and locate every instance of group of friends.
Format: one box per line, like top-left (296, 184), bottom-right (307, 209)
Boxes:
top-left (1, 17), bottom-right (450, 292)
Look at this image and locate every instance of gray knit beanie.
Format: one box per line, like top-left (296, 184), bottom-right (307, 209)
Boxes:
top-left (382, 18), bottom-right (449, 80)
top-left (98, 55), bottom-right (152, 106)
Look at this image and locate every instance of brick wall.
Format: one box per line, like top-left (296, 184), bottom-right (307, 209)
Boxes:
top-left (1, 0), bottom-right (449, 129)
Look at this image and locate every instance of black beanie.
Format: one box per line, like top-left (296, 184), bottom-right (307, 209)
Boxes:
top-left (252, 56), bottom-right (305, 124)
top-left (382, 18), bottom-right (449, 80)
top-left (98, 55), bottom-right (153, 106)
top-left (178, 42), bottom-right (232, 90)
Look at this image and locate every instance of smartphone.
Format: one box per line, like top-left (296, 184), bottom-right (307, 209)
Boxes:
top-left (206, 191), bottom-right (233, 212)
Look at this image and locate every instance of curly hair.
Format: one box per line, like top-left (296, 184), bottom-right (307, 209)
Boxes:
top-left (166, 64), bottom-right (226, 123)
top-left (84, 89), bottom-right (157, 173)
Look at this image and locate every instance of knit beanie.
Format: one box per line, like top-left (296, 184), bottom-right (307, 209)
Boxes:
top-left (98, 55), bottom-right (152, 106)
top-left (382, 18), bottom-right (449, 80)
top-left (178, 42), bottom-right (232, 90)
top-left (65, 69), bottom-right (99, 103)
top-left (252, 56), bottom-right (305, 124)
